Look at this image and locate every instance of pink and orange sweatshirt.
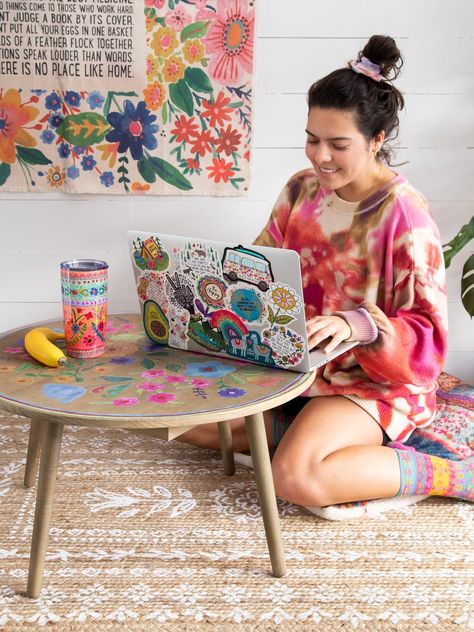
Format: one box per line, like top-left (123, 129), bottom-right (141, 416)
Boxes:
top-left (254, 169), bottom-right (448, 441)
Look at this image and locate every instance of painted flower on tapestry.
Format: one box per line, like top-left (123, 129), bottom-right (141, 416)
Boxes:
top-left (190, 130), bottom-right (213, 157)
top-left (201, 0), bottom-right (254, 84)
top-left (143, 82), bottom-right (166, 111)
top-left (146, 54), bottom-right (159, 80)
top-left (47, 165), bottom-right (66, 188)
top-left (183, 39), bottom-right (205, 64)
top-left (0, 89), bottom-right (39, 163)
top-left (151, 26), bottom-right (178, 58)
top-left (64, 91), bottom-right (81, 108)
top-left (145, 0), bottom-right (165, 7)
top-left (40, 129), bottom-right (55, 145)
top-left (45, 92), bottom-right (62, 111)
top-left (184, 361), bottom-right (236, 378)
top-left (81, 155), bottom-right (96, 171)
top-left (165, 6), bottom-right (192, 32)
top-left (86, 91), bottom-right (105, 110)
top-left (201, 92), bottom-right (233, 128)
top-left (58, 142), bottom-right (70, 159)
top-left (207, 157), bottom-right (235, 183)
top-left (218, 387), bottom-right (246, 398)
top-left (106, 100), bottom-right (159, 161)
top-left (100, 171), bottom-right (115, 187)
top-left (170, 116), bottom-right (199, 143)
top-left (163, 55), bottom-right (186, 84)
top-left (67, 165), bottom-right (80, 179)
top-left (214, 125), bottom-right (242, 156)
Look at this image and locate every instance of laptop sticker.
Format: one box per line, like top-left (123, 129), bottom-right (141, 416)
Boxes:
top-left (266, 283), bottom-right (302, 326)
top-left (179, 242), bottom-right (223, 278)
top-left (143, 300), bottom-right (169, 346)
top-left (262, 326), bottom-right (305, 368)
top-left (132, 235), bottom-right (170, 272)
top-left (165, 271), bottom-right (197, 315)
top-left (169, 305), bottom-right (190, 350)
top-left (226, 283), bottom-right (266, 324)
top-left (197, 275), bottom-right (228, 309)
top-left (222, 245), bottom-right (274, 291)
top-left (227, 330), bottom-right (275, 365)
top-left (136, 270), bottom-right (168, 307)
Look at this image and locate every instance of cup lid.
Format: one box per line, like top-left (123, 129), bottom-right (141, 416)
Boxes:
top-left (60, 259), bottom-right (108, 272)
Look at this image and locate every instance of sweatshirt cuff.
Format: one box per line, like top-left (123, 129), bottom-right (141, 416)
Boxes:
top-left (334, 307), bottom-right (378, 344)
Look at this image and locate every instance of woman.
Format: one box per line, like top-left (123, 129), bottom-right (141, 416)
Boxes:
top-left (179, 35), bottom-right (473, 508)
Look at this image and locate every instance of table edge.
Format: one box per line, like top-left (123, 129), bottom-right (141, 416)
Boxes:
top-left (0, 370), bottom-right (316, 428)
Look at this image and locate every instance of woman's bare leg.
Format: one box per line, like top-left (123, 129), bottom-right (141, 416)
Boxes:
top-left (176, 412), bottom-right (274, 452)
top-left (271, 396), bottom-right (401, 507)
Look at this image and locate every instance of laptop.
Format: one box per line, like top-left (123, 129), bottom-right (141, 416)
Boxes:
top-left (127, 230), bottom-right (358, 373)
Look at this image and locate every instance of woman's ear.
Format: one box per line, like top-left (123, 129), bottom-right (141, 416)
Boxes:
top-left (372, 130), bottom-right (386, 154)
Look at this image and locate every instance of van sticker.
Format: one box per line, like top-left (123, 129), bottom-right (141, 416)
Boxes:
top-left (222, 245), bottom-right (274, 291)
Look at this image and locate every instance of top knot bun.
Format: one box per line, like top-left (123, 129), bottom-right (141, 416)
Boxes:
top-left (359, 35), bottom-right (403, 81)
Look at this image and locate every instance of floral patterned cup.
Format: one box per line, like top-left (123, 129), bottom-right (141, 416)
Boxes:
top-left (60, 260), bottom-right (108, 359)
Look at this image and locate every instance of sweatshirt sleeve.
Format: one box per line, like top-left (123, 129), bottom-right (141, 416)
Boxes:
top-left (353, 196), bottom-right (448, 387)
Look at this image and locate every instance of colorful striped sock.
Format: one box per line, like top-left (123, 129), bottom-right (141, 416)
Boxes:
top-left (394, 449), bottom-right (473, 500)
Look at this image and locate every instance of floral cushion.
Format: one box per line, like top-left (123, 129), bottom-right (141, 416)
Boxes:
top-left (404, 373), bottom-right (474, 460)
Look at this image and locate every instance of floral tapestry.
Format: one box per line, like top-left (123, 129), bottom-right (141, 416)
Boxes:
top-left (0, 0), bottom-right (255, 195)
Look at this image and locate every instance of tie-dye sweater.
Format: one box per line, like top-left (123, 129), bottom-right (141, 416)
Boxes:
top-left (254, 169), bottom-right (448, 441)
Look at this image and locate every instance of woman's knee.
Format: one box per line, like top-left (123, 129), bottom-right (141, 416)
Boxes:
top-left (271, 453), bottom-right (330, 507)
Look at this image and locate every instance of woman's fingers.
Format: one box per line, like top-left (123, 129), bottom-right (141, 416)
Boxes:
top-left (306, 316), bottom-right (351, 351)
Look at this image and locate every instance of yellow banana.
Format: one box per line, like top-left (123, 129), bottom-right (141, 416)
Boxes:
top-left (24, 327), bottom-right (67, 367)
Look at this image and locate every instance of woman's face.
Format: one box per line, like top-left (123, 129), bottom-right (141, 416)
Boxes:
top-left (305, 107), bottom-right (380, 197)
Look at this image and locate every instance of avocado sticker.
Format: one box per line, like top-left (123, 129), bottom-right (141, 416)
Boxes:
top-left (143, 300), bottom-right (169, 346)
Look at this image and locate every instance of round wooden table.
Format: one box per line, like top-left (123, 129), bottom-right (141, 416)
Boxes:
top-left (0, 314), bottom-right (315, 598)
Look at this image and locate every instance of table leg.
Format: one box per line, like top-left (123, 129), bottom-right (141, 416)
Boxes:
top-left (217, 421), bottom-right (235, 475)
top-left (24, 418), bottom-right (44, 488)
top-left (244, 412), bottom-right (286, 578)
top-left (27, 420), bottom-right (64, 599)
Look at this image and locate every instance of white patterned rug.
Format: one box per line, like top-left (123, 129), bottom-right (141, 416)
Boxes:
top-left (1, 412), bottom-right (473, 631)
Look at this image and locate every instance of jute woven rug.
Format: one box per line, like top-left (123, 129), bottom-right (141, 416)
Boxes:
top-left (1, 412), bottom-right (472, 631)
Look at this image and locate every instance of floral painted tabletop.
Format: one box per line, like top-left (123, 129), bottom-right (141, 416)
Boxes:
top-left (0, 314), bottom-right (312, 424)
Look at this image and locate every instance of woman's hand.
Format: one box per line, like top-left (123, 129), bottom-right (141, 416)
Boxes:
top-left (306, 315), bottom-right (351, 353)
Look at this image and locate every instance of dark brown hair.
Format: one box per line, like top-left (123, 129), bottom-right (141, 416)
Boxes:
top-left (307, 35), bottom-right (405, 164)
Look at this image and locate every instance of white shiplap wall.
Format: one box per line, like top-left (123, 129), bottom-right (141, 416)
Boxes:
top-left (1, 0), bottom-right (473, 382)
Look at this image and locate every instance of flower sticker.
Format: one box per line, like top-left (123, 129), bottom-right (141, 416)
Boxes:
top-left (266, 283), bottom-right (302, 325)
